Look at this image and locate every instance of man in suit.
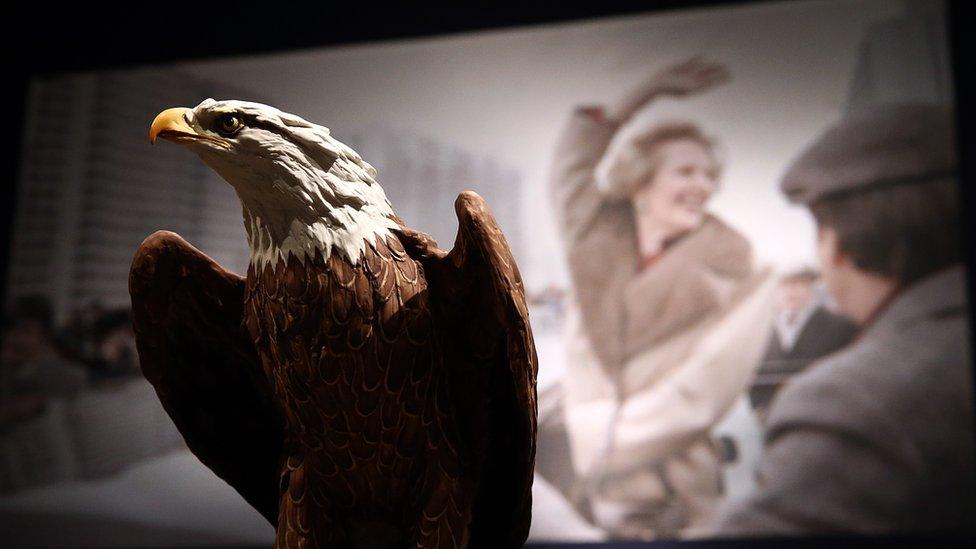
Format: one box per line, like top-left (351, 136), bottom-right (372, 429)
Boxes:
top-left (749, 268), bottom-right (856, 423)
top-left (713, 103), bottom-right (975, 535)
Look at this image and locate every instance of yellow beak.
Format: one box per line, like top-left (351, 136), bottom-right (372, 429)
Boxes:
top-left (149, 107), bottom-right (196, 144)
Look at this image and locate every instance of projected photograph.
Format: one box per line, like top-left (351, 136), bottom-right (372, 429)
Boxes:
top-left (1, 0), bottom-right (970, 546)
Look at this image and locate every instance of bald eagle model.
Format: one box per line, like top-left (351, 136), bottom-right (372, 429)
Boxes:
top-left (132, 99), bottom-right (537, 548)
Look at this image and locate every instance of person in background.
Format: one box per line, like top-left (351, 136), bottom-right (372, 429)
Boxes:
top-left (714, 103), bottom-right (975, 535)
top-left (87, 309), bottom-right (140, 384)
top-left (749, 267), bottom-right (856, 423)
top-left (0, 295), bottom-right (87, 429)
top-left (545, 58), bottom-right (774, 539)
top-left (60, 298), bottom-right (106, 366)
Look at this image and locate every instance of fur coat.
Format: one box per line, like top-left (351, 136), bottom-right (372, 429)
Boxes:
top-left (547, 109), bottom-right (775, 539)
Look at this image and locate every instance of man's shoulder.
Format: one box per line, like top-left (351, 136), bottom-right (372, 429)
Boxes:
top-left (788, 303), bottom-right (964, 392)
top-left (766, 307), bottom-right (972, 462)
top-left (765, 342), bottom-right (889, 436)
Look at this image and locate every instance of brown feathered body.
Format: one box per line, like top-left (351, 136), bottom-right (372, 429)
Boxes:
top-left (247, 234), bottom-right (471, 547)
top-left (131, 194), bottom-right (536, 549)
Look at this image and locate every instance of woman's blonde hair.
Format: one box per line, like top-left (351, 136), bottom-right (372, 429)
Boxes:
top-left (601, 121), bottom-right (721, 199)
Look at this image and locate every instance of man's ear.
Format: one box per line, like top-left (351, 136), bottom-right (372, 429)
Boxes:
top-left (817, 226), bottom-right (847, 269)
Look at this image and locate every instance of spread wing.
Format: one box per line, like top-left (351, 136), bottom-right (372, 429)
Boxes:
top-left (397, 191), bottom-right (538, 548)
top-left (129, 231), bottom-right (283, 526)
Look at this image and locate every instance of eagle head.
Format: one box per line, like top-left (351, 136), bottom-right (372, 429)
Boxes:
top-left (149, 99), bottom-right (399, 268)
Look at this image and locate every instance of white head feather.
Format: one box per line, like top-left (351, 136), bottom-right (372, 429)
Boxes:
top-left (177, 98), bottom-right (398, 270)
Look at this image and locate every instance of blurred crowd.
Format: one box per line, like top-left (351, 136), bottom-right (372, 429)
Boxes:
top-left (0, 295), bottom-right (139, 431)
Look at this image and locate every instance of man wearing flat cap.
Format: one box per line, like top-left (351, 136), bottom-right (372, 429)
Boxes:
top-left (713, 102), bottom-right (976, 535)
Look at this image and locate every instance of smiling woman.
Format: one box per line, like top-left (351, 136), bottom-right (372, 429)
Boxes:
top-left (544, 58), bottom-right (776, 540)
top-left (607, 122), bottom-right (721, 260)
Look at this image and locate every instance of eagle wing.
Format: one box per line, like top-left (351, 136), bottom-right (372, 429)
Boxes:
top-left (129, 230), bottom-right (283, 526)
top-left (397, 191), bottom-right (538, 548)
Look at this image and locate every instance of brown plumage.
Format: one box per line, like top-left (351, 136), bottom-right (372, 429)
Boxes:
top-left (130, 189), bottom-right (538, 547)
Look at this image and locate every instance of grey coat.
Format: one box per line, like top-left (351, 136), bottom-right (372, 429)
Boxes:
top-left (715, 265), bottom-right (976, 535)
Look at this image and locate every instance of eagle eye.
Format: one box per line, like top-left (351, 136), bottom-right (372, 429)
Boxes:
top-left (216, 114), bottom-right (244, 136)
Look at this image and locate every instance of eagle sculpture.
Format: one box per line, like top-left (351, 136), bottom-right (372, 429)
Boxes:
top-left (132, 99), bottom-right (537, 548)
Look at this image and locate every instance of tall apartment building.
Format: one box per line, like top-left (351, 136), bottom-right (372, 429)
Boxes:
top-left (7, 70), bottom-right (259, 323)
top-left (344, 128), bottom-right (525, 264)
top-left (846, 0), bottom-right (951, 110)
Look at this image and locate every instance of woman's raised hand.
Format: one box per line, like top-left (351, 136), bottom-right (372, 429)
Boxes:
top-left (648, 57), bottom-right (731, 97)
top-left (609, 57), bottom-right (731, 122)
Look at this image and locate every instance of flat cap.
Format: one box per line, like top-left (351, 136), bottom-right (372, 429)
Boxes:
top-left (781, 102), bottom-right (956, 204)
